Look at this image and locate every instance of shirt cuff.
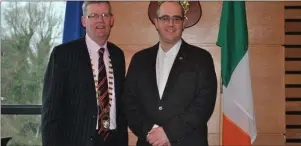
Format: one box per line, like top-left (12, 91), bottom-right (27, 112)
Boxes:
top-left (152, 124), bottom-right (159, 128)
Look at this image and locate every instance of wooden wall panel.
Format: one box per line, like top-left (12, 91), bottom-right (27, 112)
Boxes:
top-left (182, 2), bottom-right (222, 44)
top-left (285, 75), bottom-right (301, 84)
top-left (285, 35), bottom-right (301, 45)
top-left (284, 1), bottom-right (301, 144)
top-left (111, 2), bottom-right (285, 45)
top-left (285, 9), bottom-right (301, 19)
top-left (253, 134), bottom-right (285, 146)
top-left (249, 46), bottom-right (285, 133)
top-left (110, 2), bottom-right (158, 45)
top-left (286, 115), bottom-right (301, 125)
top-left (286, 143), bottom-right (301, 146)
top-left (115, 45), bottom-right (149, 70)
top-left (286, 129), bottom-right (301, 139)
top-left (285, 61), bottom-right (301, 71)
top-left (284, 2), bottom-right (301, 6)
top-left (246, 2), bottom-right (284, 45)
top-left (285, 48), bottom-right (301, 58)
top-left (285, 22), bottom-right (301, 32)
top-left (286, 88), bottom-right (301, 97)
top-left (286, 101), bottom-right (301, 111)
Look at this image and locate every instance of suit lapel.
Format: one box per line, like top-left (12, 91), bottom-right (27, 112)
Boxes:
top-left (145, 41), bottom-right (189, 103)
top-left (147, 43), bottom-right (161, 103)
top-left (77, 37), bottom-right (97, 96)
top-left (161, 40), bottom-right (188, 101)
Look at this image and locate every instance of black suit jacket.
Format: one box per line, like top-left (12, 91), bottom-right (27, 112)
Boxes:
top-left (41, 37), bottom-right (128, 146)
top-left (122, 40), bottom-right (217, 146)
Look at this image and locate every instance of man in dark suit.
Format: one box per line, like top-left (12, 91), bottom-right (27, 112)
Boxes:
top-left (122, 1), bottom-right (217, 146)
top-left (41, 1), bottom-right (128, 146)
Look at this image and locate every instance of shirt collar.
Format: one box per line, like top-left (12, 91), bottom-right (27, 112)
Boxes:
top-left (85, 34), bottom-right (108, 53)
top-left (158, 39), bottom-right (182, 57)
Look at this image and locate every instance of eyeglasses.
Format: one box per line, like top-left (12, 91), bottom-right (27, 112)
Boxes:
top-left (86, 13), bottom-right (112, 20)
top-left (157, 15), bottom-right (186, 24)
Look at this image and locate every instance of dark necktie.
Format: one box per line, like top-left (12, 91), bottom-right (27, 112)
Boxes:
top-left (97, 48), bottom-right (110, 135)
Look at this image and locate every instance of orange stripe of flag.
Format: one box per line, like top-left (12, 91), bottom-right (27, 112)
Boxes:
top-left (222, 114), bottom-right (251, 146)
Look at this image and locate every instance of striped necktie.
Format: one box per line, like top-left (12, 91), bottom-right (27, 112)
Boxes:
top-left (97, 48), bottom-right (110, 135)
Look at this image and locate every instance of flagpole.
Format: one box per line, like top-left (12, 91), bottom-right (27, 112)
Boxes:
top-left (219, 60), bottom-right (223, 146)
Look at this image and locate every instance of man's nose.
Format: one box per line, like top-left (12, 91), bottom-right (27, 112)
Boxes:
top-left (166, 18), bottom-right (175, 26)
top-left (96, 15), bottom-right (105, 22)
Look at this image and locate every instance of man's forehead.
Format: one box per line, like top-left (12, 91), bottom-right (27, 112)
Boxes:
top-left (159, 3), bottom-right (182, 15)
top-left (87, 3), bottom-right (109, 12)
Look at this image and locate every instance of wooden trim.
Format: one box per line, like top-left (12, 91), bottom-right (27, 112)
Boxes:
top-left (286, 98), bottom-right (301, 102)
top-left (284, 2), bottom-right (301, 6)
top-left (286, 71), bottom-right (301, 74)
top-left (253, 134), bottom-right (285, 146)
top-left (286, 75), bottom-right (301, 84)
top-left (286, 32), bottom-right (301, 35)
top-left (285, 22), bottom-right (301, 32)
top-left (285, 9), bottom-right (301, 19)
top-left (286, 84), bottom-right (301, 88)
top-left (286, 115), bottom-right (301, 125)
top-left (285, 2), bottom-right (301, 145)
top-left (286, 58), bottom-right (301, 61)
top-left (287, 111), bottom-right (301, 115)
top-left (286, 143), bottom-right (301, 146)
top-left (285, 45), bottom-right (301, 48)
top-left (285, 61), bottom-right (301, 71)
top-left (285, 6), bottom-right (301, 9)
top-left (286, 129), bottom-right (301, 139)
top-left (286, 101), bottom-right (301, 111)
top-left (285, 35), bottom-right (301, 45)
top-left (286, 139), bottom-right (301, 143)
top-left (286, 48), bottom-right (301, 58)
top-left (286, 88), bottom-right (301, 97)
top-left (285, 19), bottom-right (301, 22)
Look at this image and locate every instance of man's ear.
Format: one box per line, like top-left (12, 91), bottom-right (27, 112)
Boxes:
top-left (110, 16), bottom-right (115, 27)
top-left (154, 18), bottom-right (159, 30)
top-left (81, 16), bottom-right (87, 28)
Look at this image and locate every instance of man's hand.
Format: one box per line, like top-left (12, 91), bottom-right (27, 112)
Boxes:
top-left (147, 127), bottom-right (170, 146)
top-left (163, 142), bottom-right (171, 146)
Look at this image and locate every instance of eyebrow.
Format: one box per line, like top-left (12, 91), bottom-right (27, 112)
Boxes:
top-left (160, 14), bottom-right (183, 17)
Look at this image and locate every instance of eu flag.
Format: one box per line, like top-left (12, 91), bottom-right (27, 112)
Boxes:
top-left (62, 1), bottom-right (85, 43)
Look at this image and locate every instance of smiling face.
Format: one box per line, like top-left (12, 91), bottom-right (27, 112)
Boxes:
top-left (154, 2), bottom-right (186, 47)
top-left (81, 2), bottom-right (114, 45)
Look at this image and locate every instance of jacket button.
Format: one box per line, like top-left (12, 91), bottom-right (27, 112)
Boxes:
top-left (158, 106), bottom-right (163, 111)
top-left (89, 136), bottom-right (93, 140)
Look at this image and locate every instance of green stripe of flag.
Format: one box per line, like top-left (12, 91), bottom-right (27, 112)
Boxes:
top-left (217, 1), bottom-right (249, 87)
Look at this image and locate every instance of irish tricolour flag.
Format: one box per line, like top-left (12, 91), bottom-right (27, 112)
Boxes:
top-left (217, 1), bottom-right (257, 145)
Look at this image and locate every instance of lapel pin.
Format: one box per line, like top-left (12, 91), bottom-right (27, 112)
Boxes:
top-left (179, 56), bottom-right (183, 60)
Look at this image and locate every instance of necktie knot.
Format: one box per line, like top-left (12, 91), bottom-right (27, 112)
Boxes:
top-left (99, 48), bottom-right (105, 55)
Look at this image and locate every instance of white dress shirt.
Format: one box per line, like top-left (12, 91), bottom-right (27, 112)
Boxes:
top-left (85, 34), bottom-right (116, 130)
top-left (152, 40), bottom-right (182, 129)
top-left (156, 40), bottom-right (182, 98)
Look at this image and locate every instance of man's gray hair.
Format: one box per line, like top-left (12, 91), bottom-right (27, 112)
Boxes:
top-left (82, 1), bottom-right (112, 16)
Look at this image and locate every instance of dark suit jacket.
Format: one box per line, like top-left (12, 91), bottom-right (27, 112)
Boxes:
top-left (122, 40), bottom-right (217, 146)
top-left (41, 37), bottom-right (128, 146)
